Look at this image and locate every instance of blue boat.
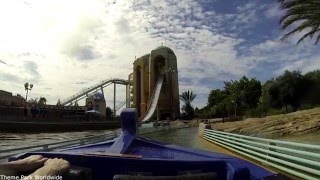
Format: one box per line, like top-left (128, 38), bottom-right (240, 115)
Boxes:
top-left (9, 109), bottom-right (281, 180)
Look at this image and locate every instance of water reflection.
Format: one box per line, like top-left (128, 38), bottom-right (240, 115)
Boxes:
top-left (140, 127), bottom-right (218, 152)
top-left (0, 129), bottom-right (119, 150)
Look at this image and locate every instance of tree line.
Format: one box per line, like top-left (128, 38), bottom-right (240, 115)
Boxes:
top-left (195, 70), bottom-right (320, 119)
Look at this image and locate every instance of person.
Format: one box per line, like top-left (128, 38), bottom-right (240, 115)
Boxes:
top-left (0, 155), bottom-right (70, 179)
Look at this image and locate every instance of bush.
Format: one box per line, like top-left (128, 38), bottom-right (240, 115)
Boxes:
top-left (244, 107), bottom-right (265, 118)
top-left (267, 108), bottom-right (287, 116)
top-left (298, 104), bottom-right (320, 111)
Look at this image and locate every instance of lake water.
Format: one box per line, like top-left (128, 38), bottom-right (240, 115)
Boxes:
top-left (0, 129), bottom-right (119, 151)
top-left (1, 125), bottom-right (318, 160)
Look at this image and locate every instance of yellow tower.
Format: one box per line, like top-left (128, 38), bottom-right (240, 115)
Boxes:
top-left (132, 46), bottom-right (180, 121)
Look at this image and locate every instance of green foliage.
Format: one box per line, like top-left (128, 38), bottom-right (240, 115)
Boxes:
top-left (28, 98), bottom-right (38, 106)
top-left (278, 0), bottom-right (320, 44)
top-left (56, 99), bottom-right (61, 106)
top-left (208, 89), bottom-right (226, 107)
top-left (180, 90), bottom-right (197, 119)
top-left (200, 76), bottom-right (261, 118)
top-left (273, 71), bottom-right (303, 111)
top-left (197, 69), bottom-right (320, 119)
top-left (38, 97), bottom-right (47, 106)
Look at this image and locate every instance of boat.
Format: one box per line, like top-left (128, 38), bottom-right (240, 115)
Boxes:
top-left (9, 108), bottom-right (281, 180)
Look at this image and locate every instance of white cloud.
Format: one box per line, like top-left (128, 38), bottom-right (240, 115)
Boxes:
top-left (265, 3), bottom-right (284, 18)
top-left (0, 0), bottom-right (319, 110)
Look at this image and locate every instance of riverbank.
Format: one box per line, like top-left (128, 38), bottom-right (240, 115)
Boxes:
top-left (210, 107), bottom-right (320, 139)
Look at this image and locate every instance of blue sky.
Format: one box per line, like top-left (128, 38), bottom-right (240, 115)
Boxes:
top-left (0, 0), bottom-right (319, 110)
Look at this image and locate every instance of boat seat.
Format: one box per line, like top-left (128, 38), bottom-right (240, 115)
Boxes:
top-left (113, 172), bottom-right (217, 180)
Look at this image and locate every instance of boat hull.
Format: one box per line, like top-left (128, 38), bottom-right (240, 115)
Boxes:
top-left (8, 108), bottom-right (276, 179)
top-left (10, 136), bottom-right (275, 180)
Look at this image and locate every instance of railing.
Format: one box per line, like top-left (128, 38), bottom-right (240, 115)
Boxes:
top-left (0, 132), bottom-right (119, 160)
top-left (203, 129), bottom-right (320, 180)
top-left (61, 78), bottom-right (130, 106)
top-left (116, 100), bottom-right (127, 111)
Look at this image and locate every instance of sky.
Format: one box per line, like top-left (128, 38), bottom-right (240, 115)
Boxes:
top-left (0, 0), bottom-right (320, 110)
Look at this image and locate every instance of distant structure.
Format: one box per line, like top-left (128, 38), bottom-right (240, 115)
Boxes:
top-left (85, 92), bottom-right (106, 116)
top-left (132, 46), bottom-right (180, 120)
top-left (0, 90), bottom-right (24, 106)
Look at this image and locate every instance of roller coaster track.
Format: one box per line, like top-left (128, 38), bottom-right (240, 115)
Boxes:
top-left (116, 100), bottom-right (127, 111)
top-left (61, 78), bottom-right (131, 106)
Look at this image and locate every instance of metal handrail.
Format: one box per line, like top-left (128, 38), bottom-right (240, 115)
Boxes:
top-left (205, 131), bottom-right (320, 159)
top-left (203, 129), bottom-right (320, 180)
top-left (209, 130), bottom-right (320, 150)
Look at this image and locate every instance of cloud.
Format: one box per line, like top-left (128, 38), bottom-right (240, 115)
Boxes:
top-left (64, 44), bottom-right (101, 60)
top-left (0, 0), bottom-right (319, 110)
top-left (24, 61), bottom-right (40, 78)
top-left (0, 72), bottom-right (22, 83)
top-left (115, 18), bottom-right (131, 34)
top-left (0, 59), bottom-right (7, 65)
top-left (74, 81), bottom-right (89, 85)
top-left (265, 3), bottom-right (284, 18)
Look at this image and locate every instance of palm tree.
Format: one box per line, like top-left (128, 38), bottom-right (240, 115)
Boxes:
top-left (56, 99), bottom-right (61, 106)
top-left (38, 97), bottom-right (47, 106)
top-left (179, 90), bottom-right (197, 119)
top-left (278, 0), bottom-right (320, 44)
top-left (24, 82), bottom-right (33, 102)
top-left (28, 98), bottom-right (38, 106)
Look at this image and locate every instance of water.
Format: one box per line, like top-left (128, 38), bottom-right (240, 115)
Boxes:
top-left (140, 127), bottom-right (219, 152)
top-left (0, 129), bottom-right (119, 151)
top-left (0, 126), bottom-right (216, 152)
top-left (1, 125), bottom-right (318, 159)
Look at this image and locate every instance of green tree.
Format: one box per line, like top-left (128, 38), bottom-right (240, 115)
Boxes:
top-left (238, 76), bottom-right (262, 108)
top-left (28, 98), bottom-right (38, 106)
top-left (56, 99), bottom-right (62, 107)
top-left (180, 90), bottom-right (197, 119)
top-left (301, 70), bottom-right (320, 104)
top-left (223, 76), bottom-right (261, 116)
top-left (208, 89), bottom-right (227, 107)
top-left (275, 71), bottom-right (303, 112)
top-left (259, 80), bottom-right (274, 116)
top-left (279, 0), bottom-right (320, 44)
top-left (38, 97), bottom-right (47, 106)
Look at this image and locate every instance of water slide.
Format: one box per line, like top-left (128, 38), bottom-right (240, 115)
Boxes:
top-left (141, 74), bottom-right (164, 122)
